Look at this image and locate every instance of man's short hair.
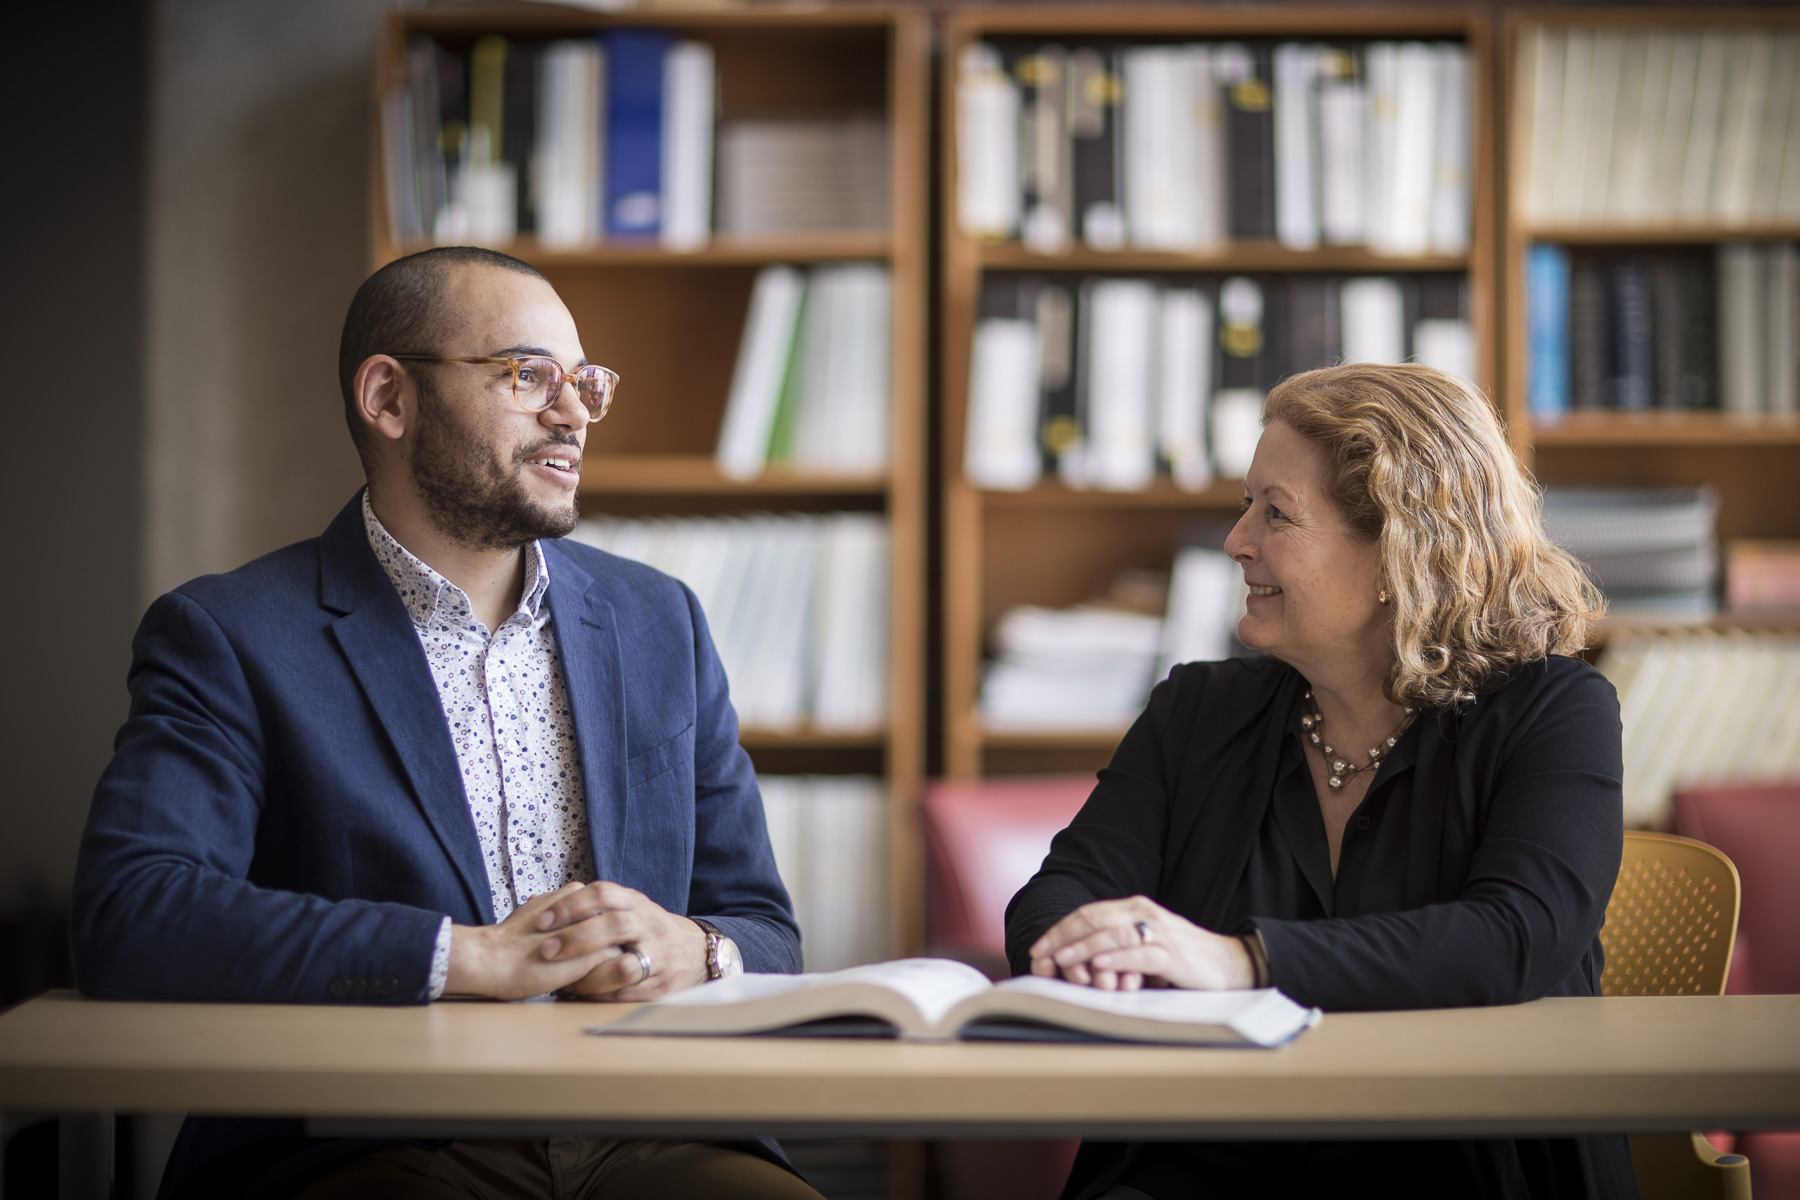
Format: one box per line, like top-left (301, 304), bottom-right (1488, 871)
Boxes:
top-left (337, 246), bottom-right (549, 461)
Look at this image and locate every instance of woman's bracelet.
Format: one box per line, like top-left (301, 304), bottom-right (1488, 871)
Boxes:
top-left (1238, 929), bottom-right (1272, 989)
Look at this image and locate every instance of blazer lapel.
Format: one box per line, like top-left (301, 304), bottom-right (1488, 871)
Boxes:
top-left (544, 543), bottom-right (628, 884)
top-left (319, 494), bottom-right (494, 924)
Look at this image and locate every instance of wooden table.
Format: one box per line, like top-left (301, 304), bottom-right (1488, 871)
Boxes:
top-left (4, 990), bottom-right (1799, 1144)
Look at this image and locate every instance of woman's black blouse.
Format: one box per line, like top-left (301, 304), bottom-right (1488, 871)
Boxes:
top-left (1005, 654), bottom-right (1640, 1200)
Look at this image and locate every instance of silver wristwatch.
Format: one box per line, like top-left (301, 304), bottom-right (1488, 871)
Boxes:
top-left (691, 917), bottom-right (744, 980)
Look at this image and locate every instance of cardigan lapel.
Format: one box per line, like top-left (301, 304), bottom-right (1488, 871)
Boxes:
top-left (543, 542), bottom-right (629, 884)
top-left (319, 494), bottom-right (494, 924)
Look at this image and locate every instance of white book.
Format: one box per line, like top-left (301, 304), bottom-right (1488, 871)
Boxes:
top-left (1649, 33), bottom-right (1700, 225)
top-left (1085, 280), bottom-right (1159, 492)
top-left (813, 515), bottom-right (889, 731)
top-left (1158, 288), bottom-right (1215, 494)
top-left (965, 319), bottom-right (1043, 491)
top-left (1210, 388), bottom-right (1264, 480)
top-left (1577, 30), bottom-right (1623, 224)
top-left (1427, 43), bottom-right (1471, 255)
top-left (535, 41), bottom-right (601, 248)
top-left (1678, 30), bottom-right (1732, 219)
top-left (1520, 27), bottom-right (1565, 225)
top-left (1614, 32), bottom-right (1673, 225)
top-left (1124, 46), bottom-right (1201, 249)
top-left (1274, 43), bottom-right (1321, 251)
top-left (1751, 33), bottom-right (1799, 218)
top-left (714, 517), bottom-right (776, 702)
top-left (1713, 32), bottom-right (1772, 224)
top-left (1362, 43), bottom-right (1400, 250)
top-left (803, 779), bottom-right (861, 971)
top-left (1317, 57), bottom-right (1366, 244)
top-left (1601, 32), bottom-right (1650, 224)
top-left (660, 41), bottom-right (715, 251)
top-left (1781, 41), bottom-right (1800, 220)
top-left (1413, 318), bottom-right (1477, 386)
top-left (716, 266), bottom-right (806, 481)
top-left (787, 270), bottom-right (836, 469)
top-left (1717, 242), bottom-right (1766, 414)
top-left (757, 776), bottom-right (806, 937)
top-left (956, 44), bottom-right (1021, 239)
top-left (1193, 45), bottom-right (1229, 249)
top-left (1158, 545), bottom-right (1241, 677)
top-left (1767, 242), bottom-right (1798, 416)
top-left (746, 521), bottom-right (819, 731)
top-left (1550, 28), bottom-right (1594, 224)
top-left (1341, 276), bottom-right (1407, 365)
top-left (597, 959), bottom-right (1321, 1047)
top-left (836, 265), bottom-right (892, 474)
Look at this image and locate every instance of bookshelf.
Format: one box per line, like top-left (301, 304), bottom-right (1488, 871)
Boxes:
top-left (368, 9), bottom-right (929, 973)
top-left (941, 7), bottom-right (1497, 779)
top-left (1499, 8), bottom-right (1800, 637)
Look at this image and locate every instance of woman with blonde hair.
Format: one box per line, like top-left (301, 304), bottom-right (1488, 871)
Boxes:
top-left (1008, 364), bottom-right (1636, 1199)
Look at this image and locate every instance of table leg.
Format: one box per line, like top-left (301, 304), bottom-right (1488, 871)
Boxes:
top-left (57, 1113), bottom-right (112, 1200)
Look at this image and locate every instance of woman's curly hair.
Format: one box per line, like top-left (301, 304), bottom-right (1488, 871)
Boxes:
top-left (1262, 363), bottom-right (1604, 709)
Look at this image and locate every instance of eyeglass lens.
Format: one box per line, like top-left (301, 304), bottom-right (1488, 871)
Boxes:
top-left (512, 358), bottom-right (614, 422)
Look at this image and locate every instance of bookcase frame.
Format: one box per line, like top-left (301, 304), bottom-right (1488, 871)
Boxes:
top-left (368, 8), bottom-right (930, 961)
top-left (940, 7), bottom-right (1498, 779)
top-left (1499, 8), bottom-right (1800, 637)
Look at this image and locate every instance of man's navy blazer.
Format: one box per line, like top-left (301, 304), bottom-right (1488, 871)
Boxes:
top-left (72, 493), bottom-right (801, 1192)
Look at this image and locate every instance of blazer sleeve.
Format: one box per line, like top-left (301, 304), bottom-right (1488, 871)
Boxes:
top-left (1004, 671), bottom-right (1185, 976)
top-left (72, 592), bottom-right (444, 1004)
top-left (1254, 663), bottom-right (1625, 1010)
top-left (676, 582), bottom-right (803, 974)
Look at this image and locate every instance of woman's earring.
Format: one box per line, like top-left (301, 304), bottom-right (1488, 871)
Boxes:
top-left (1378, 589), bottom-right (1391, 606)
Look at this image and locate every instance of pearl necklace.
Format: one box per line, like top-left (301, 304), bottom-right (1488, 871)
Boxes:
top-left (1301, 691), bottom-right (1416, 791)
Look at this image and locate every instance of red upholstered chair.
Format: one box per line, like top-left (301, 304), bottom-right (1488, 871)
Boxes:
top-left (1674, 783), bottom-right (1800, 1200)
top-left (921, 776), bottom-right (1093, 1200)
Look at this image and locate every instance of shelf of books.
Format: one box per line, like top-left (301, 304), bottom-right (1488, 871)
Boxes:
top-left (942, 7), bottom-right (1495, 778)
top-left (368, 6), bottom-right (930, 1003)
top-left (1503, 9), bottom-right (1800, 644)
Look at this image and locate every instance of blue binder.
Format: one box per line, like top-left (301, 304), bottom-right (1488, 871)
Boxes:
top-left (605, 29), bottom-right (672, 238)
top-left (1527, 244), bottom-right (1571, 422)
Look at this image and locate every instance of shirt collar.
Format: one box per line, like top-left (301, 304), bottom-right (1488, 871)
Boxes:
top-left (360, 490), bottom-right (551, 631)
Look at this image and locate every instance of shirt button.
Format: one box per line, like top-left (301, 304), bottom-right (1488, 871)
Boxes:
top-left (1356, 815), bottom-right (1372, 831)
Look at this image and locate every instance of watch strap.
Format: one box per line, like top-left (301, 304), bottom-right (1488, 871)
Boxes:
top-left (691, 916), bottom-right (724, 980)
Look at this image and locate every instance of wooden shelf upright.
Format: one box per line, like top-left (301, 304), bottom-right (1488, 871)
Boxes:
top-left (940, 8), bottom-right (1498, 780)
top-left (1499, 9), bottom-right (1800, 638)
top-left (369, 8), bottom-right (930, 963)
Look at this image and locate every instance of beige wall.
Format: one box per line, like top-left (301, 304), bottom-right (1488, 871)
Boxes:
top-left (143, 0), bottom-right (395, 597)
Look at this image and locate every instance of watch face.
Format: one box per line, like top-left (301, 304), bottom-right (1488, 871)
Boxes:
top-left (717, 936), bottom-right (745, 977)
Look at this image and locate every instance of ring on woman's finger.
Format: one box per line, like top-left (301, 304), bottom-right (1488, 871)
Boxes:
top-left (1135, 921), bottom-right (1153, 944)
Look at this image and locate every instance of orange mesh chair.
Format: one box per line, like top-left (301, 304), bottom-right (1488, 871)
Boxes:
top-left (1602, 831), bottom-right (1752, 1200)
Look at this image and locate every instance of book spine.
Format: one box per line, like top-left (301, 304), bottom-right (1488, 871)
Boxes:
top-left (1569, 257), bottom-right (1607, 410)
top-left (1159, 287), bottom-right (1215, 493)
top-left (1651, 257), bottom-right (1685, 411)
top-left (956, 43), bottom-right (1022, 239)
top-left (660, 41), bottom-right (715, 251)
top-left (1220, 43), bottom-right (1276, 241)
top-left (1681, 255), bottom-right (1718, 409)
top-left (1018, 45), bottom-right (1073, 253)
top-left (503, 40), bottom-right (538, 235)
top-left (1608, 260), bottom-right (1653, 411)
top-left (1527, 244), bottom-right (1572, 421)
top-left (1428, 43), bottom-right (1471, 255)
top-left (604, 29), bottom-right (672, 239)
top-left (1316, 48), bottom-right (1365, 246)
top-left (1273, 43), bottom-right (1320, 251)
top-left (1383, 41), bottom-right (1437, 256)
top-left (1068, 46), bottom-right (1126, 250)
top-left (1717, 242), bottom-right (1765, 414)
top-left (1767, 241), bottom-right (1798, 416)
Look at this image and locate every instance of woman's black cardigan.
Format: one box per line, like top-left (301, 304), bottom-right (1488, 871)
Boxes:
top-left (1005, 654), bottom-right (1638, 1199)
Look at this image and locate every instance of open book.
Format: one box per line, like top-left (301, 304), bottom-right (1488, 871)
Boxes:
top-left (592, 958), bottom-right (1320, 1047)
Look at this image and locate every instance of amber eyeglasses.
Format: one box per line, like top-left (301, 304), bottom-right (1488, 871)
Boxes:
top-left (393, 355), bottom-right (618, 423)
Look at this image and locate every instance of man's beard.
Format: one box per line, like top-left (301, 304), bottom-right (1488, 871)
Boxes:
top-left (407, 377), bottom-right (580, 551)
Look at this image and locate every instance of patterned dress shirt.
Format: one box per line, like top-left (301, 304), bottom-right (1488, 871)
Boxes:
top-left (362, 495), bottom-right (595, 998)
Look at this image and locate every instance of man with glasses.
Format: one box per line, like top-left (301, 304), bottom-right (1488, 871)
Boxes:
top-left (72, 247), bottom-right (816, 1198)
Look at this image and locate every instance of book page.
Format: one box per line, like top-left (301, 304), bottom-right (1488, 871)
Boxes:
top-left (830, 959), bottom-right (995, 1028)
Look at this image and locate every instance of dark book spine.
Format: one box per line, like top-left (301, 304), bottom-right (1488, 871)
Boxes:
top-left (1570, 258), bottom-right (1608, 410)
top-left (1068, 45), bottom-right (1125, 249)
top-left (1609, 261), bottom-right (1653, 411)
top-left (504, 40), bottom-right (539, 235)
top-left (1035, 281), bottom-right (1079, 473)
top-left (1218, 275), bottom-right (1273, 392)
top-left (1682, 257), bottom-right (1718, 409)
top-left (1651, 258), bottom-right (1684, 409)
top-left (1284, 276), bottom-right (1340, 379)
top-left (1225, 44), bottom-right (1277, 241)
